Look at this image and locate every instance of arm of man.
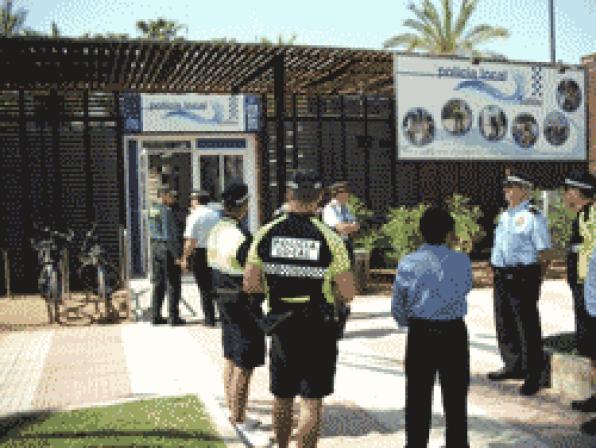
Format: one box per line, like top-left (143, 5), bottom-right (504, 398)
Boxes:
top-left (532, 213), bottom-right (552, 278)
top-left (333, 271), bottom-right (355, 304)
top-left (391, 264), bottom-right (411, 329)
top-left (243, 230), bottom-right (265, 294)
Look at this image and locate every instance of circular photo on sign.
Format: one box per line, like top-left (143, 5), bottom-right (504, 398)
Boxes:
top-left (512, 114), bottom-right (539, 149)
top-left (557, 79), bottom-right (582, 112)
top-left (402, 108), bottom-right (435, 146)
top-left (478, 105), bottom-right (507, 141)
top-left (543, 111), bottom-right (570, 146)
top-left (441, 99), bottom-right (472, 136)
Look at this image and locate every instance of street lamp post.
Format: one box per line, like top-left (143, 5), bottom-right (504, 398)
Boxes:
top-left (543, 0), bottom-right (556, 217)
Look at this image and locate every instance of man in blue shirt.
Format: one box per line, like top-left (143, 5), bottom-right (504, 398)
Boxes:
top-left (580, 247), bottom-right (596, 436)
top-left (489, 172), bottom-right (551, 396)
top-left (392, 206), bottom-right (472, 448)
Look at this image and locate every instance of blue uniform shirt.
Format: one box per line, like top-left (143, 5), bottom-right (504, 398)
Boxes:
top-left (586, 247), bottom-right (596, 318)
top-left (491, 200), bottom-right (551, 267)
top-left (391, 244), bottom-right (473, 328)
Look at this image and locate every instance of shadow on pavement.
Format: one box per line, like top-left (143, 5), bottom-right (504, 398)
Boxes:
top-left (348, 311), bottom-right (391, 321)
top-left (343, 327), bottom-right (397, 339)
top-left (0, 410), bottom-right (53, 439)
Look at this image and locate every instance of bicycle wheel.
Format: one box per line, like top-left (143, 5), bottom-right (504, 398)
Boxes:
top-left (49, 268), bottom-right (60, 324)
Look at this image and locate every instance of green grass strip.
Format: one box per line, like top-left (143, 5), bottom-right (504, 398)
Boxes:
top-left (0, 395), bottom-right (226, 447)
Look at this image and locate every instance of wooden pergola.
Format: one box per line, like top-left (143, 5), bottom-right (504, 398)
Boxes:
top-left (0, 37), bottom-right (394, 95)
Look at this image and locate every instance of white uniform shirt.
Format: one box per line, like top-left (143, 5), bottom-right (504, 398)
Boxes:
top-left (184, 205), bottom-right (221, 248)
top-left (322, 199), bottom-right (356, 241)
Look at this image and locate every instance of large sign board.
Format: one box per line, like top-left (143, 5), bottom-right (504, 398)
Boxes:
top-left (395, 54), bottom-right (586, 160)
top-left (121, 93), bottom-right (260, 133)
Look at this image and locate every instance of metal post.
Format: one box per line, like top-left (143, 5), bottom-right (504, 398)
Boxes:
top-left (62, 247), bottom-right (70, 299)
top-left (274, 54), bottom-right (286, 207)
top-left (3, 250), bottom-right (11, 299)
top-left (549, 0), bottom-right (556, 64)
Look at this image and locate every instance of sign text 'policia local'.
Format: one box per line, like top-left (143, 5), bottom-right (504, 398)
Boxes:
top-left (438, 66), bottom-right (508, 82)
top-left (148, 101), bottom-right (208, 111)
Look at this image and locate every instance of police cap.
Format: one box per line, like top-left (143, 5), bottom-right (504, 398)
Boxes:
top-left (330, 181), bottom-right (349, 195)
top-left (222, 182), bottom-right (249, 207)
top-left (286, 170), bottom-right (323, 190)
top-left (564, 169), bottom-right (595, 197)
top-left (502, 171), bottom-right (534, 189)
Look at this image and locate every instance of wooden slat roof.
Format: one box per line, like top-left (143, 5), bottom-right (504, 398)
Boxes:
top-left (0, 37), bottom-right (394, 95)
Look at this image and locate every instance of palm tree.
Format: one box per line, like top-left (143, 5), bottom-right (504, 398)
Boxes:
top-left (383, 0), bottom-right (509, 57)
top-left (136, 18), bottom-right (187, 40)
top-left (0, 0), bottom-right (28, 37)
top-left (259, 33), bottom-right (298, 46)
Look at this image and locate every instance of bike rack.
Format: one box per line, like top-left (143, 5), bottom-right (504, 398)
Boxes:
top-left (2, 249), bottom-right (11, 299)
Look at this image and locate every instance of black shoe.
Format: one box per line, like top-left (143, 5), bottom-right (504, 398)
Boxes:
top-left (519, 379), bottom-right (541, 396)
top-left (168, 317), bottom-right (186, 326)
top-left (572, 396), bottom-right (596, 413)
top-left (580, 418), bottom-right (596, 436)
top-left (152, 317), bottom-right (167, 325)
top-left (488, 368), bottom-right (524, 381)
top-left (204, 320), bottom-right (217, 327)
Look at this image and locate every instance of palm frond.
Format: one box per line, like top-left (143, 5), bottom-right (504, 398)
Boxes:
top-left (453, 0), bottom-right (477, 38)
top-left (462, 24), bottom-right (509, 47)
top-left (402, 18), bottom-right (440, 48)
top-left (383, 32), bottom-right (435, 52)
top-left (441, 0), bottom-right (453, 42)
top-left (408, 1), bottom-right (443, 41)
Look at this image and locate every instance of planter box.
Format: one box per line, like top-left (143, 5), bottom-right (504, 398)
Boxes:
top-left (544, 347), bottom-right (595, 401)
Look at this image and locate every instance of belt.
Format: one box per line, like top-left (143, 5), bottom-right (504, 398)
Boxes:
top-left (495, 263), bottom-right (540, 271)
top-left (409, 318), bottom-right (465, 328)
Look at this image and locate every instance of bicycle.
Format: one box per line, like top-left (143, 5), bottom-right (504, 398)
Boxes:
top-left (77, 223), bottom-right (121, 321)
top-left (30, 226), bottom-right (74, 324)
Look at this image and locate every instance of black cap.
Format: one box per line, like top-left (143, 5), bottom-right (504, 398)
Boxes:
top-left (222, 182), bottom-right (249, 207)
top-left (286, 170), bottom-right (323, 190)
top-left (502, 171), bottom-right (534, 188)
top-left (564, 169), bottom-right (595, 196)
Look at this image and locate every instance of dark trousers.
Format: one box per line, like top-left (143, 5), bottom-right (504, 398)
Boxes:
top-left (569, 281), bottom-right (596, 359)
top-left (150, 243), bottom-right (181, 320)
top-left (405, 319), bottom-right (470, 448)
top-left (493, 265), bottom-right (545, 379)
top-left (192, 248), bottom-right (216, 324)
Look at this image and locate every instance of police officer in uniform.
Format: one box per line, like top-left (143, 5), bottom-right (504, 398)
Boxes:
top-left (392, 206), bottom-right (473, 448)
top-left (206, 182), bottom-right (265, 432)
top-left (244, 170), bottom-right (356, 448)
top-left (182, 189), bottom-right (220, 326)
top-left (148, 187), bottom-right (185, 325)
top-left (488, 172), bottom-right (551, 395)
top-left (562, 170), bottom-right (596, 413)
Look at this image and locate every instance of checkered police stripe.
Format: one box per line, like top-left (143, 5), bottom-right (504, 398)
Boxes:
top-left (229, 96), bottom-right (238, 120)
top-left (263, 263), bottom-right (326, 278)
top-left (531, 66), bottom-right (543, 99)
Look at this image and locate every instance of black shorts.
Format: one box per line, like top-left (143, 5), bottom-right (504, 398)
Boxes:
top-left (270, 314), bottom-right (338, 399)
top-left (218, 296), bottom-right (265, 370)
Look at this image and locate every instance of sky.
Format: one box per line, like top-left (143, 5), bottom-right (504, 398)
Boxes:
top-left (21, 0), bottom-right (596, 64)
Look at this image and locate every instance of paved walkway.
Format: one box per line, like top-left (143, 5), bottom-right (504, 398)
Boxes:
top-left (0, 278), bottom-right (594, 447)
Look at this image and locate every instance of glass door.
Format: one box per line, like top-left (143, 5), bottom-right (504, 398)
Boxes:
top-left (198, 154), bottom-right (244, 202)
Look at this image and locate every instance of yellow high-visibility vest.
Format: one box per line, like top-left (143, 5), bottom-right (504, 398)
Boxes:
top-left (578, 203), bottom-right (595, 282)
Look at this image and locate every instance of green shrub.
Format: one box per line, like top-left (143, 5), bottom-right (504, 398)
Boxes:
top-left (380, 194), bottom-right (485, 265)
top-left (531, 189), bottom-right (575, 250)
top-left (347, 194), bottom-right (377, 251)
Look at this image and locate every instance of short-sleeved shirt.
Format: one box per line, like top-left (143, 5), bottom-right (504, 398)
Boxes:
top-left (391, 244), bottom-right (472, 327)
top-left (184, 205), bottom-right (221, 248)
top-left (491, 200), bottom-right (551, 267)
top-left (585, 247), bottom-right (596, 317)
top-left (322, 199), bottom-right (356, 241)
top-left (247, 212), bottom-right (351, 312)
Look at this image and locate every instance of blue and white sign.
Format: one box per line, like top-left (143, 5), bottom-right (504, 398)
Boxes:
top-left (122, 93), bottom-right (260, 133)
top-left (395, 54), bottom-right (586, 160)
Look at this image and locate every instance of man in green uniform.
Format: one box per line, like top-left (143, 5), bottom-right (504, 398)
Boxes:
top-left (244, 170), bottom-right (355, 448)
top-left (207, 182), bottom-right (265, 433)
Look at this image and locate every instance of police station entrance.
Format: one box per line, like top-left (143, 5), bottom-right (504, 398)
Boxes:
top-left (124, 134), bottom-right (259, 280)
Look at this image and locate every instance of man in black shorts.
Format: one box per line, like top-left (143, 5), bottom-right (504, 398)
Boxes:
top-left (244, 170), bottom-right (355, 448)
top-left (207, 182), bottom-right (265, 433)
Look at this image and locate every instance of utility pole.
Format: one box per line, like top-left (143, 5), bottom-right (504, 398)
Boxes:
top-left (544, 0), bottom-right (556, 217)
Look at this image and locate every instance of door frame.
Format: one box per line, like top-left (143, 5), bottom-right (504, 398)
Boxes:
top-left (124, 133), bottom-right (259, 278)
